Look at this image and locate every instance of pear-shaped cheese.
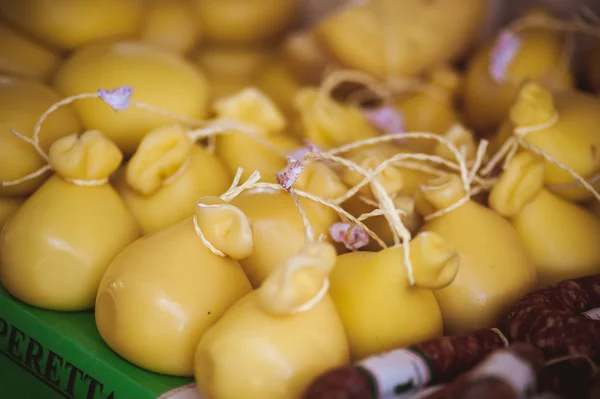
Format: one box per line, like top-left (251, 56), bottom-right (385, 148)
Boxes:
top-left (232, 161), bottom-right (347, 287)
top-left (214, 88), bottom-right (300, 183)
top-left (0, 76), bottom-right (82, 197)
top-left (0, 0), bottom-right (144, 50)
top-left (1, 131), bottom-right (139, 311)
top-left (316, 0), bottom-right (485, 79)
top-left (463, 10), bottom-right (574, 134)
top-left (490, 152), bottom-right (600, 288)
top-left (194, 242), bottom-right (349, 399)
top-left (420, 174), bottom-right (536, 333)
top-left (95, 198), bottom-right (252, 376)
top-left (114, 124), bottom-right (231, 234)
top-left (508, 82), bottom-right (600, 201)
top-left (329, 231), bottom-right (459, 360)
top-left (53, 41), bottom-right (211, 155)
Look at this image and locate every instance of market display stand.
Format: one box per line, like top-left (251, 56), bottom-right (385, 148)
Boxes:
top-left (0, 285), bottom-right (202, 399)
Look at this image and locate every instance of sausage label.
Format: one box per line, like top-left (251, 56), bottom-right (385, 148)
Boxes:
top-left (357, 348), bottom-right (431, 398)
top-left (580, 307), bottom-right (600, 320)
top-left (469, 352), bottom-right (536, 398)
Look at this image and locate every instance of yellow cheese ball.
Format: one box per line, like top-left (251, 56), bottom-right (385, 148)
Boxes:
top-left (0, 197), bottom-right (22, 230)
top-left (329, 232), bottom-right (459, 360)
top-left (0, 196), bottom-right (23, 273)
top-left (420, 174), bottom-right (536, 334)
top-left (317, 0), bottom-right (485, 79)
top-left (0, 0), bottom-right (144, 51)
top-left (0, 23), bottom-right (61, 81)
top-left (96, 201), bottom-right (252, 376)
top-left (194, 46), bottom-right (273, 101)
top-left (395, 65), bottom-right (462, 154)
top-left (231, 191), bottom-right (341, 288)
top-left (213, 88), bottom-right (299, 183)
top-left (1, 131), bottom-right (140, 311)
top-left (294, 87), bottom-right (380, 150)
top-left (463, 10), bottom-right (574, 134)
top-left (53, 41), bottom-right (211, 155)
top-left (508, 82), bottom-right (600, 201)
top-left (113, 124), bottom-right (231, 234)
top-left (195, 0), bottom-right (297, 45)
top-left (194, 243), bottom-right (349, 399)
top-left (0, 75), bottom-right (82, 197)
top-left (141, 0), bottom-right (201, 54)
top-left (490, 152), bottom-right (600, 288)
top-left (257, 60), bottom-right (303, 120)
top-left (230, 160), bottom-right (347, 288)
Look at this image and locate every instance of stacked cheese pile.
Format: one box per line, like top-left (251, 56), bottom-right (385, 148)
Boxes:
top-left (2, 1), bottom-right (600, 399)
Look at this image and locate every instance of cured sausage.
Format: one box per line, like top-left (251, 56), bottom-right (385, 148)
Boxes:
top-left (303, 329), bottom-right (507, 399)
top-left (422, 343), bottom-right (545, 399)
top-left (502, 275), bottom-right (600, 360)
top-left (589, 372), bottom-right (600, 399)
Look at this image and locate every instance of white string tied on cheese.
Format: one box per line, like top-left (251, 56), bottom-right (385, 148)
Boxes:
top-left (482, 112), bottom-right (600, 203)
top-left (191, 168), bottom-right (262, 258)
top-left (423, 139), bottom-right (489, 221)
top-left (1, 86), bottom-right (207, 188)
top-left (301, 149), bottom-right (416, 285)
top-left (186, 119), bottom-right (289, 158)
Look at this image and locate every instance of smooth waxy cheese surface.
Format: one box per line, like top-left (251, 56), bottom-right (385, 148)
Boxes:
top-left (96, 210), bottom-right (252, 376)
top-left (0, 76), bottom-right (82, 197)
top-left (0, 0), bottom-right (145, 50)
top-left (141, 0), bottom-right (200, 55)
top-left (195, 0), bottom-right (297, 44)
top-left (490, 152), bottom-right (600, 288)
top-left (329, 232), bottom-right (459, 360)
top-left (53, 41), bottom-right (211, 155)
top-left (463, 10), bottom-right (573, 134)
top-left (1, 131), bottom-right (139, 311)
top-left (509, 82), bottom-right (600, 201)
top-left (0, 23), bottom-right (61, 81)
top-left (214, 88), bottom-right (299, 182)
top-left (317, 0), bottom-right (485, 79)
top-left (194, 242), bottom-right (349, 399)
top-left (114, 124), bottom-right (231, 234)
top-left (421, 174), bottom-right (536, 334)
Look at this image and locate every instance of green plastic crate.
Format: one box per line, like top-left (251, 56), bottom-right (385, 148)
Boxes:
top-left (0, 284), bottom-right (202, 399)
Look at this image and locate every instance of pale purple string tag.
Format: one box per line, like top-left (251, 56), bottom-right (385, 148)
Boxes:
top-left (98, 85), bottom-right (134, 111)
top-left (329, 222), bottom-right (369, 250)
top-left (276, 159), bottom-right (305, 192)
top-left (490, 30), bottom-right (522, 83)
top-left (363, 105), bottom-right (406, 143)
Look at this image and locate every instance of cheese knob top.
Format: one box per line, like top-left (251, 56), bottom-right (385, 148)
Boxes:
top-left (489, 152), bottom-right (546, 218)
top-left (409, 231), bottom-right (460, 290)
top-left (429, 64), bottom-right (462, 97)
top-left (257, 242), bottom-right (337, 316)
top-left (294, 88), bottom-right (379, 149)
top-left (510, 82), bottom-right (557, 131)
top-left (48, 130), bottom-right (123, 182)
top-left (214, 88), bottom-right (286, 136)
top-left (195, 196), bottom-right (253, 261)
top-left (433, 125), bottom-right (477, 163)
top-left (126, 124), bottom-right (192, 195)
top-left (420, 174), bottom-right (466, 211)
